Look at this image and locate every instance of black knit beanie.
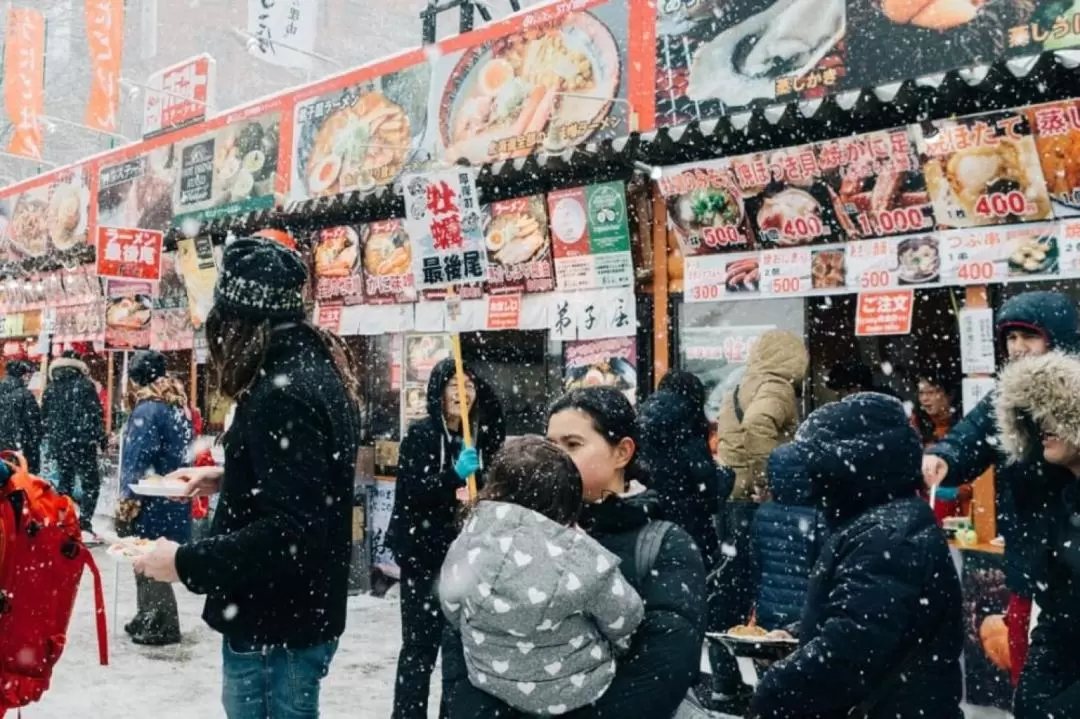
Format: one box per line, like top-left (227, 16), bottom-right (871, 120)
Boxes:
top-left (214, 238), bottom-right (307, 321)
top-left (6, 360), bottom-right (33, 379)
top-left (129, 350), bottom-right (167, 387)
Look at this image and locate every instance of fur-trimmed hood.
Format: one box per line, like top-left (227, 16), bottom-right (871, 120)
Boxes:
top-left (995, 351), bottom-right (1080, 464)
top-left (48, 356), bottom-right (89, 379)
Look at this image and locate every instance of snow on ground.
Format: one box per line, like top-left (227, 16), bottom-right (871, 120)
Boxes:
top-left (29, 547), bottom-right (439, 719)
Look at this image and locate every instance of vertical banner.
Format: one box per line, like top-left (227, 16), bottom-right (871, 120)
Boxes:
top-left (84, 0), bottom-right (125, 133)
top-left (403, 168), bottom-right (487, 291)
top-left (4, 6), bottom-right (46, 159)
top-left (248, 0), bottom-right (317, 70)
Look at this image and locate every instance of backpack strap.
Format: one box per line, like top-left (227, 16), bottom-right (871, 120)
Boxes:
top-left (78, 547), bottom-right (109, 666)
top-left (633, 520), bottom-right (675, 587)
top-left (732, 386), bottom-right (744, 425)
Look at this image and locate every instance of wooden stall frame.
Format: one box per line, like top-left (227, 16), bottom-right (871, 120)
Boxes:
top-left (651, 183), bottom-right (668, 389)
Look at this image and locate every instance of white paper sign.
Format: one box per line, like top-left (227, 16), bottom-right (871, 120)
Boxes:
top-left (247, 0), bottom-right (317, 70)
top-left (939, 228), bottom-right (1007, 285)
top-left (403, 168), bottom-right (487, 291)
top-left (959, 308), bottom-right (996, 375)
top-left (962, 377), bottom-right (996, 416)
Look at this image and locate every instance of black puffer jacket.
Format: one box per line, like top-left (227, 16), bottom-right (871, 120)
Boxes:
top-left (994, 352), bottom-right (1080, 718)
top-left (0, 375), bottom-right (42, 473)
top-left (929, 291), bottom-right (1077, 595)
top-left (385, 357), bottom-right (505, 570)
top-left (175, 325), bottom-right (360, 649)
top-left (751, 393), bottom-right (963, 719)
top-left (41, 357), bottom-right (106, 456)
top-left (638, 390), bottom-right (731, 564)
top-left (444, 489), bottom-right (707, 718)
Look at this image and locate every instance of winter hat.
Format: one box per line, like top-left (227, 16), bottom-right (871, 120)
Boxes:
top-left (5, 359), bottom-right (33, 379)
top-left (128, 350), bottom-right (167, 388)
top-left (214, 238), bottom-right (307, 321)
top-left (996, 352), bottom-right (1080, 464)
top-left (996, 291), bottom-right (1079, 352)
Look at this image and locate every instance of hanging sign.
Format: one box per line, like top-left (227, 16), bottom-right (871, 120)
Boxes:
top-left (84, 0), bottom-right (125, 133)
top-left (3, 6), bottom-right (46, 159)
top-left (759, 247), bottom-right (813, 297)
top-left (247, 0), bottom-right (317, 70)
top-left (855, 289), bottom-right (915, 337)
top-left (403, 168), bottom-right (487, 292)
top-left (959, 307), bottom-right (996, 376)
top-left (548, 181), bottom-right (634, 291)
top-left (486, 294), bottom-right (522, 331)
top-left (143, 54), bottom-right (216, 139)
top-left (95, 227), bottom-right (164, 281)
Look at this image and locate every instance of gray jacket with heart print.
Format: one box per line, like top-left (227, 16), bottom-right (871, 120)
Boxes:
top-left (439, 500), bottom-right (645, 715)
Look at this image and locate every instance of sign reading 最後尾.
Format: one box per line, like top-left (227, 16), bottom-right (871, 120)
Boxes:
top-left (95, 228), bottom-right (163, 281)
top-left (403, 169), bottom-right (487, 292)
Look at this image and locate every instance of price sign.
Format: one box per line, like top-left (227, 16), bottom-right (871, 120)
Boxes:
top-left (846, 238), bottom-right (897, 290)
top-left (759, 248), bottom-right (811, 297)
top-left (684, 254), bottom-right (762, 303)
top-left (854, 207), bottom-right (934, 237)
top-left (940, 228), bottom-right (1006, 285)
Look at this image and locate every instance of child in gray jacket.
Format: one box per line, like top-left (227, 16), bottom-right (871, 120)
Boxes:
top-left (439, 436), bottom-right (645, 716)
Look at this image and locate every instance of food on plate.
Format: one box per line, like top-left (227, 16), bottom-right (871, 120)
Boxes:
top-left (764, 629), bottom-right (796, 641)
top-left (811, 250), bottom-right (845, 288)
top-left (364, 225), bottom-right (411, 277)
top-left (729, 624), bottom-right (769, 638)
top-left (47, 184), bottom-right (84, 250)
top-left (307, 92), bottom-right (411, 196)
top-left (725, 257), bottom-right (760, 292)
top-left (688, 0), bottom-right (843, 107)
top-left (757, 188), bottom-right (823, 245)
top-left (9, 197), bottom-right (49, 256)
top-left (108, 538), bottom-right (157, 560)
top-left (1009, 235), bottom-right (1057, 275)
top-left (897, 236), bottom-right (941, 283)
top-left (315, 227), bottom-right (361, 277)
top-left (106, 296), bottom-right (152, 329)
top-left (878, 0), bottom-right (981, 29)
top-left (486, 213), bottom-right (547, 266)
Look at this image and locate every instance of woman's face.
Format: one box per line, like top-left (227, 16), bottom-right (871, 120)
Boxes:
top-left (546, 408), bottom-right (632, 502)
top-left (1042, 432), bottom-right (1080, 472)
top-left (917, 379), bottom-right (951, 418)
top-left (442, 374), bottom-right (476, 422)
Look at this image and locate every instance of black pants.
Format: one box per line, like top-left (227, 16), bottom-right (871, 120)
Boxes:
top-left (392, 563), bottom-right (449, 719)
top-left (709, 500), bottom-right (760, 694)
top-left (132, 573), bottom-right (181, 641)
top-left (56, 446), bottom-right (101, 532)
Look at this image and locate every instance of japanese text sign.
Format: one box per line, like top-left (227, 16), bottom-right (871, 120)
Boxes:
top-left (486, 294), bottom-right (522, 330)
top-left (84, 0), bottom-right (124, 133)
top-left (96, 228), bottom-right (163, 281)
top-left (403, 169), bottom-right (487, 291)
top-left (959, 307), bottom-right (996, 376)
top-left (4, 7), bottom-right (45, 159)
top-left (855, 290), bottom-right (914, 337)
top-left (143, 54), bottom-right (216, 138)
top-left (248, 0), bottom-right (317, 70)
top-left (548, 182), bottom-right (634, 291)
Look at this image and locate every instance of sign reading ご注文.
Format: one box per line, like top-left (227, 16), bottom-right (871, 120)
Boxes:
top-left (403, 169), bottom-right (487, 291)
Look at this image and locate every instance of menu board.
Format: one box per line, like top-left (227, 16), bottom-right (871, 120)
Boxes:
top-left (846, 234), bottom-right (942, 290)
top-left (172, 108), bottom-right (281, 224)
top-left (97, 146), bottom-right (176, 232)
top-left (484, 195), bottom-right (555, 294)
top-left (289, 63), bottom-right (430, 202)
top-left (431, 0), bottom-right (631, 164)
top-left (0, 165), bottom-right (94, 268)
top-left (313, 226), bottom-right (365, 305)
top-left (816, 129), bottom-right (936, 240)
top-left (1008, 2), bottom-right (1080, 53)
top-left (563, 337), bottom-right (637, 407)
top-left (104, 280), bottom-right (153, 351)
top-left (914, 111), bottom-right (1053, 229)
top-left (361, 220), bottom-right (416, 304)
top-left (548, 181), bottom-right (634, 290)
top-left (1027, 101), bottom-right (1080, 218)
top-left (653, 0), bottom-right (847, 125)
top-left (657, 159), bottom-right (755, 255)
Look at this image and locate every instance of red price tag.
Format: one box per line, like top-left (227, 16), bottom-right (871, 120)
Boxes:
top-left (974, 191), bottom-right (1031, 218)
top-left (781, 216), bottom-right (823, 242)
top-left (857, 207), bottom-right (931, 236)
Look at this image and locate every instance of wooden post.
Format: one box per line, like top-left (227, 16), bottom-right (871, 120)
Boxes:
top-left (651, 184), bottom-right (669, 390)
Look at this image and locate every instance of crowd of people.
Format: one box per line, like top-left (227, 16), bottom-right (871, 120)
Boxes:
top-left (3, 226), bottom-right (1080, 719)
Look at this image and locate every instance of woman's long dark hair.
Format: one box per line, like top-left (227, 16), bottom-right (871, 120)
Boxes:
top-left (205, 306), bottom-right (362, 407)
top-left (547, 386), bottom-right (648, 489)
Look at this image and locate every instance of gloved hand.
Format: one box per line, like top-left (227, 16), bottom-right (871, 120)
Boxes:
top-left (454, 447), bottom-right (480, 481)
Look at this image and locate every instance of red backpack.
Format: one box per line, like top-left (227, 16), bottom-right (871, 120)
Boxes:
top-left (0, 452), bottom-right (107, 716)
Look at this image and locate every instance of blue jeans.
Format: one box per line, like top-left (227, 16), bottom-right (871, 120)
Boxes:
top-left (221, 638), bottom-right (338, 718)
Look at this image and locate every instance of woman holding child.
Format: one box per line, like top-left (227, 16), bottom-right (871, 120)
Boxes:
top-left (441, 386), bottom-right (707, 718)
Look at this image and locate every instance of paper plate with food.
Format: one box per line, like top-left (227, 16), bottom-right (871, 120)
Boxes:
top-left (439, 12), bottom-right (621, 162)
top-left (107, 537), bottom-right (158, 561)
top-left (711, 624), bottom-right (799, 661)
top-left (131, 475), bottom-right (190, 498)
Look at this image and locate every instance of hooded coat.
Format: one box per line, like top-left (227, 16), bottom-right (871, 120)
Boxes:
top-left (0, 374), bottom-right (42, 473)
top-left (386, 358), bottom-right (505, 570)
top-left (444, 489), bottom-right (707, 719)
top-left (716, 330), bottom-right (808, 501)
top-left (440, 501), bottom-right (644, 715)
top-left (751, 393), bottom-right (963, 719)
top-left (637, 390), bottom-right (731, 564)
top-left (120, 398), bottom-right (193, 543)
top-left (995, 352), bottom-right (1080, 718)
top-left (751, 444), bottom-right (827, 632)
top-left (928, 291), bottom-right (1078, 595)
top-left (41, 357), bottom-right (106, 457)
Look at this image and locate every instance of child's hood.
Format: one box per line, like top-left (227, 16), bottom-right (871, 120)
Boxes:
top-left (440, 501), bottom-right (623, 633)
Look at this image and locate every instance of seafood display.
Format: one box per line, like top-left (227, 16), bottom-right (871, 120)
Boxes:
top-left (724, 257), bottom-right (760, 292)
top-left (756, 188), bottom-right (827, 246)
top-left (897, 236), bottom-right (941, 283)
top-left (441, 12), bottom-right (621, 160)
top-left (306, 93), bottom-right (410, 196)
top-left (1008, 233), bottom-right (1058, 276)
top-left (811, 249), bottom-right (846, 288)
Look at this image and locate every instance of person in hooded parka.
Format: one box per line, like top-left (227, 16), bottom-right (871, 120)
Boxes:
top-left (750, 393), bottom-right (963, 719)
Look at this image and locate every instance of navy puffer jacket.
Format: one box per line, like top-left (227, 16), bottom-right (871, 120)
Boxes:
top-left (929, 291), bottom-right (1077, 595)
top-left (751, 393), bottom-right (963, 719)
top-left (751, 444), bottom-right (826, 631)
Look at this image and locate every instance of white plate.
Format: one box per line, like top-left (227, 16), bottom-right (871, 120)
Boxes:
top-left (708, 632), bottom-right (798, 645)
top-left (107, 539), bottom-right (157, 562)
top-left (131, 483), bottom-right (188, 497)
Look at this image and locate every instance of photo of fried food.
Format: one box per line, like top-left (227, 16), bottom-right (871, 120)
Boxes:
top-left (811, 249), bottom-right (846, 289)
top-left (724, 257), bottom-right (759, 293)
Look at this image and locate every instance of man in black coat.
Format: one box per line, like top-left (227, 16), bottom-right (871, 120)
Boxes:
top-left (923, 290), bottom-right (1077, 685)
top-left (751, 393), bottom-right (963, 719)
top-left (0, 359), bottom-right (42, 473)
top-left (386, 357), bottom-right (505, 719)
top-left (134, 238), bottom-right (362, 718)
top-left (41, 350), bottom-right (106, 539)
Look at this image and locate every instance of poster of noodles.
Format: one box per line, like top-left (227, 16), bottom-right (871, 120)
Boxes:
top-left (653, 0), bottom-right (848, 126)
top-left (430, 0), bottom-right (631, 164)
top-left (563, 337), bottom-right (637, 406)
top-left (104, 279), bottom-right (153, 351)
top-left (289, 62), bottom-right (430, 203)
top-left (313, 225), bottom-right (365, 305)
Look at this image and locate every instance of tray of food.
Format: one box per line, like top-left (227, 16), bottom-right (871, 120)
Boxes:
top-left (131, 475), bottom-right (189, 497)
top-left (107, 537), bottom-right (157, 561)
top-left (709, 625), bottom-right (798, 661)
